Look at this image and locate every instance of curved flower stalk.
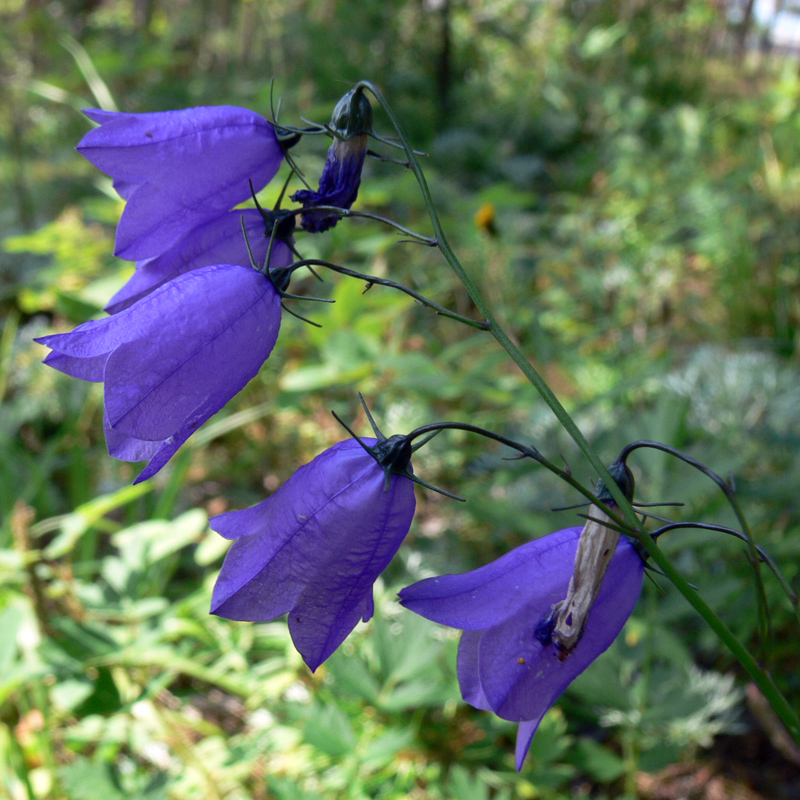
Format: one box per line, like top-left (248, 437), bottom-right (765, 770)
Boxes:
top-left (210, 437), bottom-right (416, 671)
top-left (399, 527), bottom-right (644, 770)
top-left (105, 210), bottom-right (293, 314)
top-left (79, 106), bottom-right (285, 260)
top-left (36, 264), bottom-right (282, 483)
top-left (291, 86), bottom-right (373, 233)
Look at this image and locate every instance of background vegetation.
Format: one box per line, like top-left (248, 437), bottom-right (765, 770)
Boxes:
top-left (2, 0), bottom-right (800, 797)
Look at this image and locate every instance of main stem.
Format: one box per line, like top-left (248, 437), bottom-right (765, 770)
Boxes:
top-left (359, 80), bottom-right (800, 744)
top-left (359, 81), bottom-right (639, 530)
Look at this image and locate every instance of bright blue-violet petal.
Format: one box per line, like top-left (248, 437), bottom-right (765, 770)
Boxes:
top-left (37, 263), bottom-right (281, 481)
top-left (104, 415), bottom-right (161, 462)
top-left (398, 527), bottom-right (582, 630)
top-left (106, 210), bottom-right (292, 314)
top-left (515, 723), bottom-right (540, 772)
top-left (43, 350), bottom-right (108, 382)
top-left (457, 630), bottom-right (492, 711)
top-left (78, 106), bottom-right (283, 260)
top-left (401, 529), bottom-right (644, 769)
top-left (210, 440), bottom-right (385, 616)
top-left (103, 264), bottom-right (280, 440)
top-left (476, 536), bottom-right (642, 723)
top-left (210, 438), bottom-right (416, 671)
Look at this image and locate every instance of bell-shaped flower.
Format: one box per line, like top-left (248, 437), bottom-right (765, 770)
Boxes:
top-left (78, 106), bottom-right (284, 260)
top-left (210, 436), bottom-right (416, 671)
top-left (36, 263), bottom-right (282, 483)
top-left (105, 209), bottom-right (294, 313)
top-left (291, 87), bottom-right (373, 233)
top-left (399, 527), bottom-right (644, 770)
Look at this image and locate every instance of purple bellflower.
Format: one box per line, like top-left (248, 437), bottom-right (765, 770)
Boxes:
top-left (291, 87), bottom-right (373, 233)
top-left (210, 435), bottom-right (416, 671)
top-left (36, 263), bottom-right (282, 483)
top-left (78, 106), bottom-right (284, 260)
top-left (399, 526), bottom-right (644, 770)
top-left (105, 209), bottom-right (293, 314)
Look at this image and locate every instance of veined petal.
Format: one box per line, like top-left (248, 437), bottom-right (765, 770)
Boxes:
top-left (43, 350), bottom-right (108, 382)
top-left (288, 588), bottom-right (374, 672)
top-left (287, 473), bottom-right (415, 671)
top-left (210, 438), bottom-right (416, 671)
top-left (477, 538), bottom-right (644, 723)
top-left (210, 440), bottom-right (385, 619)
top-left (78, 106), bottom-right (283, 260)
top-left (398, 528), bottom-right (582, 629)
top-left (103, 263), bottom-right (280, 440)
top-left (104, 415), bottom-right (161, 461)
top-left (106, 210), bottom-right (292, 314)
top-left (515, 722), bottom-right (541, 772)
top-left (457, 630), bottom-right (492, 712)
top-left (34, 269), bottom-right (214, 359)
top-left (104, 412), bottom-right (207, 484)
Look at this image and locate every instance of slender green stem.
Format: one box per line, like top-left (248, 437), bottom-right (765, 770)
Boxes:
top-left (358, 80), bottom-right (639, 529)
top-left (358, 79), bottom-right (800, 744)
top-left (621, 440), bottom-right (789, 645)
top-left (291, 258), bottom-right (490, 330)
top-left (635, 531), bottom-right (800, 741)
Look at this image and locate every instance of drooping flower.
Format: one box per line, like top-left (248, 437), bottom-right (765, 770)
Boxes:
top-left (78, 106), bottom-right (284, 260)
top-left (105, 209), bottom-right (293, 313)
top-left (36, 263), bottom-right (282, 483)
top-left (399, 526), bottom-right (644, 770)
top-left (210, 436), bottom-right (416, 671)
top-left (291, 87), bottom-right (373, 233)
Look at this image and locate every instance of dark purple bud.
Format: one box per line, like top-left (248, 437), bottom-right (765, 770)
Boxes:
top-left (291, 87), bottom-right (373, 233)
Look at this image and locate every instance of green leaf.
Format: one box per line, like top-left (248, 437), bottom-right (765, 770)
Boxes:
top-left (303, 702), bottom-right (356, 757)
top-left (361, 727), bottom-right (416, 770)
top-left (568, 738), bottom-right (626, 782)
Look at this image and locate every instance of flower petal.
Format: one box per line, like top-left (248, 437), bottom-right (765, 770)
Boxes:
top-left (210, 440), bottom-right (383, 617)
top-left (398, 527), bottom-right (582, 629)
top-left (35, 279), bottom-right (196, 359)
top-left (210, 439), bottom-right (416, 671)
top-left (103, 264), bottom-right (280, 440)
top-left (78, 106), bottom-right (283, 259)
top-left (477, 537), bottom-right (644, 723)
top-left (106, 210), bottom-right (292, 314)
top-left (515, 722), bottom-right (540, 772)
top-left (43, 350), bottom-right (107, 382)
top-left (287, 474), bottom-right (415, 671)
top-left (457, 630), bottom-right (492, 711)
top-left (104, 415), bottom-right (161, 461)
top-left (288, 588), bottom-right (373, 672)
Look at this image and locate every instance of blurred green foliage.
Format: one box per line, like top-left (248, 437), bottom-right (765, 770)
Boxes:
top-left (2, 0), bottom-right (800, 797)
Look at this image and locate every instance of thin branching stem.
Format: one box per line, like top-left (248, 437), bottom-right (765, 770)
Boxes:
top-left (292, 258), bottom-right (490, 330)
top-left (356, 79), bottom-right (800, 745)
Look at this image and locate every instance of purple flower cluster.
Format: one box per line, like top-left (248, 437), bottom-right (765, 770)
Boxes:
top-left (37, 105), bottom-right (294, 478)
top-left (37, 95), bottom-right (376, 477)
top-left (37, 90), bottom-right (648, 770)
